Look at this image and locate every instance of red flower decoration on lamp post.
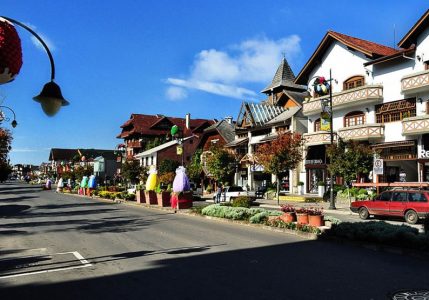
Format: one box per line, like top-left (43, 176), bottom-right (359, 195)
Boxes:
top-left (0, 17), bottom-right (22, 84)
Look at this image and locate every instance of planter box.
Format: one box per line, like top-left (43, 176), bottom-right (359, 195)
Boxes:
top-left (309, 215), bottom-right (324, 227)
top-left (171, 191), bottom-right (193, 209)
top-left (157, 191), bottom-right (171, 207)
top-left (145, 190), bottom-right (158, 205)
top-left (280, 212), bottom-right (296, 223)
top-left (136, 190), bottom-right (145, 204)
top-left (296, 213), bottom-right (309, 224)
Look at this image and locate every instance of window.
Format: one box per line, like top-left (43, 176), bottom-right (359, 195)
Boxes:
top-left (377, 192), bottom-right (392, 201)
top-left (344, 111), bottom-right (365, 127)
top-left (314, 118), bottom-right (321, 132)
top-left (343, 76), bottom-right (365, 90)
top-left (375, 99), bottom-right (416, 123)
top-left (392, 192), bottom-right (407, 202)
top-left (408, 192), bottom-right (427, 202)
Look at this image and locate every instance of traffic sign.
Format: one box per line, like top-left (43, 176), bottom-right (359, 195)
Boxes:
top-left (373, 159), bottom-right (384, 175)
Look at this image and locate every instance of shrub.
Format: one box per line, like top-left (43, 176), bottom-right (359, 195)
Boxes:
top-left (206, 184), bottom-right (213, 193)
top-left (358, 188), bottom-right (368, 195)
top-left (323, 221), bottom-right (429, 251)
top-left (232, 196), bottom-right (251, 208)
top-left (249, 210), bottom-right (282, 224)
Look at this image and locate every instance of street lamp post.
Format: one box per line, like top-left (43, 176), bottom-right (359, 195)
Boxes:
top-left (310, 69), bottom-right (336, 210)
top-left (0, 105), bottom-right (18, 128)
top-left (0, 16), bottom-right (69, 116)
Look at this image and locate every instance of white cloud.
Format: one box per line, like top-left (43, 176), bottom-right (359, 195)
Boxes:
top-left (167, 35), bottom-right (302, 99)
top-left (11, 147), bottom-right (50, 153)
top-left (166, 86), bottom-right (188, 101)
top-left (24, 22), bottom-right (56, 52)
top-left (167, 78), bottom-right (257, 100)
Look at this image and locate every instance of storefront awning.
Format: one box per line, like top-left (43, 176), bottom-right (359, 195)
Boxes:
top-left (372, 140), bottom-right (416, 149)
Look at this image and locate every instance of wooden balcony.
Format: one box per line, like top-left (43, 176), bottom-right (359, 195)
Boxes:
top-left (127, 141), bottom-right (142, 148)
top-left (401, 70), bottom-right (429, 94)
top-left (303, 85), bottom-right (383, 116)
top-left (303, 131), bottom-right (337, 147)
top-left (337, 124), bottom-right (384, 141)
top-left (402, 115), bottom-right (429, 135)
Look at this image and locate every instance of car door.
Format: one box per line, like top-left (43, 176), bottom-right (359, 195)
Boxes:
top-left (369, 191), bottom-right (392, 215)
top-left (389, 191), bottom-right (408, 216)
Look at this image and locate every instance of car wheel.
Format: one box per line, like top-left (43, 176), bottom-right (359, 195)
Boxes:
top-left (358, 207), bottom-right (369, 220)
top-left (405, 210), bottom-right (418, 224)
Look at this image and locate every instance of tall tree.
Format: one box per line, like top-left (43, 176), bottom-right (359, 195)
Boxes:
top-left (0, 128), bottom-right (12, 182)
top-left (327, 138), bottom-right (374, 185)
top-left (255, 132), bottom-right (304, 204)
top-left (187, 148), bottom-right (203, 183)
top-left (205, 146), bottom-right (236, 186)
top-left (121, 160), bottom-right (143, 185)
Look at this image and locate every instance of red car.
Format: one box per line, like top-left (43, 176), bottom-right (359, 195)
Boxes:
top-left (350, 189), bottom-right (429, 224)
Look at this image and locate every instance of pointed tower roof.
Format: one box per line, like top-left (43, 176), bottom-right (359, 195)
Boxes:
top-left (261, 57), bottom-right (306, 93)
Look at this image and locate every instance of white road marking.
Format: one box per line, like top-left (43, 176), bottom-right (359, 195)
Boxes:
top-left (0, 250), bottom-right (92, 279)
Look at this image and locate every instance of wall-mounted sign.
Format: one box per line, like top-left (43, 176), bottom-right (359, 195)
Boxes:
top-left (419, 149), bottom-right (429, 158)
top-left (305, 159), bottom-right (324, 165)
top-left (176, 145), bottom-right (183, 155)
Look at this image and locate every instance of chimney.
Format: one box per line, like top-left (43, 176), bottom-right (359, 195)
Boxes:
top-left (225, 116), bottom-right (233, 124)
top-left (185, 113), bottom-right (191, 129)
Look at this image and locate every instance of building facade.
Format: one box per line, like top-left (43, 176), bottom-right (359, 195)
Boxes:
top-left (295, 10), bottom-right (429, 192)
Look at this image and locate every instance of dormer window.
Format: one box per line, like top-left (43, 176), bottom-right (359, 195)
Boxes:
top-left (343, 76), bottom-right (365, 90)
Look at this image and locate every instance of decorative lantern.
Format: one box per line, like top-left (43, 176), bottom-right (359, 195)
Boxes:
top-left (81, 156), bottom-right (86, 162)
top-left (0, 17), bottom-right (22, 84)
top-left (313, 77), bottom-right (330, 96)
top-left (170, 125), bottom-right (179, 137)
top-left (145, 166), bottom-right (158, 191)
top-left (172, 166), bottom-right (190, 193)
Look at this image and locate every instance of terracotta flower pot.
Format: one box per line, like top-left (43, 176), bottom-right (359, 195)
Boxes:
top-left (296, 213), bottom-right (309, 225)
top-left (145, 190), bottom-right (157, 205)
top-left (308, 215), bottom-right (324, 227)
top-left (157, 191), bottom-right (171, 207)
top-left (136, 190), bottom-right (145, 204)
top-left (280, 212), bottom-right (296, 223)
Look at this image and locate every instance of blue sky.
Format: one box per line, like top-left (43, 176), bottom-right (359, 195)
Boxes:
top-left (1, 1), bottom-right (428, 165)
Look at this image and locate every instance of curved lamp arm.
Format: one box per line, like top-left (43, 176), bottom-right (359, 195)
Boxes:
top-left (0, 105), bottom-right (17, 127)
top-left (1, 16), bottom-right (55, 81)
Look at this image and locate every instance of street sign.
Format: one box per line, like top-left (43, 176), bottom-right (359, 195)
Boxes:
top-left (373, 158), bottom-right (384, 175)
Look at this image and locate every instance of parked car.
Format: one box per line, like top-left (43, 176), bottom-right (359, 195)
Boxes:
top-left (213, 186), bottom-right (256, 202)
top-left (350, 189), bottom-right (429, 224)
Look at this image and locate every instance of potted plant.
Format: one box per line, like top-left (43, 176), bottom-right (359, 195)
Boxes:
top-left (295, 207), bottom-right (309, 224)
top-left (307, 207), bottom-right (324, 227)
top-left (297, 181), bottom-right (304, 195)
top-left (135, 184), bottom-right (145, 204)
top-left (280, 204), bottom-right (296, 222)
top-left (317, 181), bottom-right (325, 197)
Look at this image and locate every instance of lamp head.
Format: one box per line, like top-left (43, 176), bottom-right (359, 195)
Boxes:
top-left (11, 119), bottom-right (17, 128)
top-left (33, 81), bottom-right (69, 116)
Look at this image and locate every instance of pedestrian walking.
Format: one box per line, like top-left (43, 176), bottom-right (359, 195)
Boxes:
top-left (216, 185), bottom-right (222, 203)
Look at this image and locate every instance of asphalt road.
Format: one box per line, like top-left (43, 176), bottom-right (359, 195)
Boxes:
top-left (1, 182), bottom-right (429, 300)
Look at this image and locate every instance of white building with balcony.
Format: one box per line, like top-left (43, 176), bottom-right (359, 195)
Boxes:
top-left (295, 10), bottom-right (429, 192)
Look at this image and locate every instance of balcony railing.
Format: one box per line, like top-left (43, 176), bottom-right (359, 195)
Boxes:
top-left (303, 85), bottom-right (383, 116)
top-left (402, 115), bottom-right (429, 135)
top-left (127, 141), bottom-right (142, 148)
top-left (337, 124), bottom-right (384, 141)
top-left (303, 131), bottom-right (337, 147)
top-left (401, 70), bottom-right (429, 94)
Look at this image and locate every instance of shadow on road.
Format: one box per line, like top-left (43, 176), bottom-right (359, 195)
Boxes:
top-left (0, 240), bottom-right (428, 300)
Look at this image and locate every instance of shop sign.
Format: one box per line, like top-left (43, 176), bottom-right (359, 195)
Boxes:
top-left (373, 158), bottom-right (384, 175)
top-left (176, 145), bottom-right (183, 155)
top-left (419, 149), bottom-right (429, 158)
top-left (250, 165), bottom-right (264, 172)
top-left (305, 159), bottom-right (323, 165)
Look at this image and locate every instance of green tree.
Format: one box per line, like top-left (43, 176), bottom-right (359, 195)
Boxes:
top-left (158, 159), bottom-right (180, 175)
top-left (205, 146), bottom-right (236, 185)
top-left (187, 149), bottom-right (203, 183)
top-left (73, 165), bottom-right (94, 181)
top-left (0, 128), bottom-right (12, 181)
top-left (327, 138), bottom-right (374, 185)
top-left (121, 160), bottom-right (143, 184)
top-left (255, 132), bottom-right (304, 204)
